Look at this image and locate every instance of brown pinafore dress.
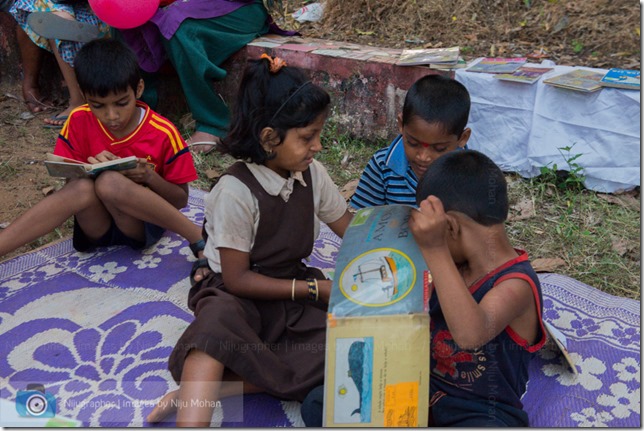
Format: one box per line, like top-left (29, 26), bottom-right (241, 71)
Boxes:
top-left (168, 162), bottom-right (328, 402)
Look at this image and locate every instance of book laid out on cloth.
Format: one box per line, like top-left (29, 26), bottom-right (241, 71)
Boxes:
top-left (494, 65), bottom-right (554, 84)
top-left (465, 57), bottom-right (527, 74)
top-left (543, 69), bottom-right (604, 92)
top-left (45, 153), bottom-right (139, 178)
top-left (396, 46), bottom-right (460, 66)
top-left (599, 68), bottom-right (640, 90)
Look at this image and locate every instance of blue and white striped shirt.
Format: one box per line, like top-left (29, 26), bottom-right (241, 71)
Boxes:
top-left (349, 135), bottom-right (419, 209)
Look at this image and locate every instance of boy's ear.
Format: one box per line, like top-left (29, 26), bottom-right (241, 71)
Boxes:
top-left (396, 113), bottom-right (404, 134)
top-left (135, 79), bottom-right (145, 99)
top-left (259, 127), bottom-right (280, 152)
top-left (445, 213), bottom-right (460, 239)
top-left (458, 127), bottom-right (472, 148)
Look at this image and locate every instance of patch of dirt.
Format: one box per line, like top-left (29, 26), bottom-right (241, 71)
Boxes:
top-left (0, 88), bottom-right (70, 262)
top-left (282, 0), bottom-right (640, 70)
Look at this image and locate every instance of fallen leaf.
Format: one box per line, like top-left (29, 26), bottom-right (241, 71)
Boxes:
top-left (0, 222), bottom-right (10, 229)
top-left (532, 258), bottom-right (566, 273)
top-left (42, 186), bottom-right (55, 196)
top-left (204, 169), bottom-right (220, 180)
top-left (508, 198), bottom-right (535, 221)
top-left (610, 236), bottom-right (634, 257)
top-left (597, 193), bottom-right (640, 212)
top-left (339, 179), bottom-right (359, 201)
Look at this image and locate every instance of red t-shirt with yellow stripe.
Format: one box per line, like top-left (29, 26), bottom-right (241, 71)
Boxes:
top-left (53, 101), bottom-right (197, 185)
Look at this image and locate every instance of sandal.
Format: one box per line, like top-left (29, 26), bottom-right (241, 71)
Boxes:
top-left (189, 238), bottom-right (206, 258)
top-left (27, 12), bottom-right (100, 43)
top-left (190, 258), bottom-right (211, 285)
top-left (188, 141), bottom-right (219, 155)
top-left (188, 239), bottom-right (210, 284)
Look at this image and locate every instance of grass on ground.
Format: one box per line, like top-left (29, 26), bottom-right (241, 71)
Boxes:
top-left (191, 122), bottom-right (641, 300)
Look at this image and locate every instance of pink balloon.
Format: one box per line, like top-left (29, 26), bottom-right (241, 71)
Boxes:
top-left (88, 0), bottom-right (160, 29)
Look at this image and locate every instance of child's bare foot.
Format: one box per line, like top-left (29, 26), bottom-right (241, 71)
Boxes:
top-left (187, 131), bottom-right (221, 154)
top-left (146, 389), bottom-right (179, 423)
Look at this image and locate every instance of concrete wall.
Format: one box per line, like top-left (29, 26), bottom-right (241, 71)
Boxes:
top-left (0, 15), bottom-right (451, 142)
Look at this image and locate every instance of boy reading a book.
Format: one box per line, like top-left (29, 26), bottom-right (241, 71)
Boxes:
top-left (300, 150), bottom-right (546, 427)
top-left (410, 149), bottom-right (546, 426)
top-left (0, 38), bottom-right (205, 262)
top-left (350, 74), bottom-right (471, 209)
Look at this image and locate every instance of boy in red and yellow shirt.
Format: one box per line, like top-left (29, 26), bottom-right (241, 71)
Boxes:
top-left (0, 39), bottom-right (204, 259)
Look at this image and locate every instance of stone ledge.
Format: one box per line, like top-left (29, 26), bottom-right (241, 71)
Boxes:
top-left (0, 12), bottom-right (451, 141)
top-left (214, 35), bottom-right (452, 141)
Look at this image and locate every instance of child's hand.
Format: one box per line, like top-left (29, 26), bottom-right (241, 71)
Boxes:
top-left (87, 150), bottom-right (118, 164)
top-left (410, 196), bottom-right (449, 250)
top-left (121, 158), bottom-right (154, 185)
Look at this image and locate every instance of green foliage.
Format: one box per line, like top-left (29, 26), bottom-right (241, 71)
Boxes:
top-left (572, 39), bottom-right (584, 54)
top-left (535, 144), bottom-right (586, 191)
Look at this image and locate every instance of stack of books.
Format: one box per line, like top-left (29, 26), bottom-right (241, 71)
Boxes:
top-left (465, 57), bottom-right (527, 74)
top-left (396, 46), bottom-right (461, 68)
top-left (543, 69), bottom-right (605, 93)
top-left (494, 65), bottom-right (554, 84)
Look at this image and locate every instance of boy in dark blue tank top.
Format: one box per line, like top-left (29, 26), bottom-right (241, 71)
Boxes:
top-left (410, 150), bottom-right (546, 426)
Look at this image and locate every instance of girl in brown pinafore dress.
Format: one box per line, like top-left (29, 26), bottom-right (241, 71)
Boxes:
top-left (147, 55), bottom-right (353, 426)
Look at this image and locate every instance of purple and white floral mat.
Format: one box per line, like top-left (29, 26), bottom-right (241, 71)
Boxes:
top-left (0, 188), bottom-right (639, 427)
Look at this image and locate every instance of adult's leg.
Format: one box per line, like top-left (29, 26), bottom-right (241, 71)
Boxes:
top-left (93, 171), bottom-right (203, 245)
top-left (43, 14), bottom-right (85, 127)
top-left (16, 25), bottom-right (50, 113)
top-left (162, 3), bottom-right (270, 147)
top-left (0, 178), bottom-right (111, 258)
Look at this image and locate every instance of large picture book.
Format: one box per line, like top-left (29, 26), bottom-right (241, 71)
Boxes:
top-left (328, 204), bottom-right (431, 317)
top-left (324, 205), bottom-right (431, 427)
top-left (465, 57), bottom-right (527, 74)
top-left (494, 65), bottom-right (554, 84)
top-left (396, 46), bottom-right (460, 67)
top-left (45, 154), bottom-right (139, 178)
top-left (599, 68), bottom-right (640, 90)
top-left (543, 69), bottom-right (604, 92)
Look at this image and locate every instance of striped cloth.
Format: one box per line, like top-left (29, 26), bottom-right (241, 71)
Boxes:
top-left (349, 135), bottom-right (419, 209)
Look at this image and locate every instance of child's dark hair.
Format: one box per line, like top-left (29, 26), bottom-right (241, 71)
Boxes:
top-left (402, 74), bottom-right (470, 137)
top-left (73, 39), bottom-right (141, 98)
top-left (416, 150), bottom-right (508, 226)
top-left (220, 56), bottom-right (331, 163)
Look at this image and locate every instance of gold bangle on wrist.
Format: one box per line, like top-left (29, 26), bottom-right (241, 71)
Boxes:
top-left (306, 278), bottom-right (318, 302)
top-left (291, 278), bottom-right (296, 301)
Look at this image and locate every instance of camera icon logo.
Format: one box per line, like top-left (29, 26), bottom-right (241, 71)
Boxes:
top-left (15, 383), bottom-right (57, 418)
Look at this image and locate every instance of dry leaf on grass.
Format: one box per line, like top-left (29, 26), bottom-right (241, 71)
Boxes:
top-left (509, 198), bottom-right (535, 221)
top-left (204, 169), bottom-right (220, 180)
top-left (339, 179), bottom-right (359, 201)
top-left (610, 235), bottom-right (634, 257)
top-left (41, 186), bottom-right (55, 196)
top-left (597, 193), bottom-right (640, 212)
top-left (532, 257), bottom-right (566, 273)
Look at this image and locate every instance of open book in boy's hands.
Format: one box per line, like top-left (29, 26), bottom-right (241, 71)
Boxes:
top-left (45, 153), bottom-right (139, 178)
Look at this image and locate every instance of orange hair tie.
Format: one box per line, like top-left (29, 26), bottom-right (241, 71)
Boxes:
top-left (261, 53), bottom-right (287, 73)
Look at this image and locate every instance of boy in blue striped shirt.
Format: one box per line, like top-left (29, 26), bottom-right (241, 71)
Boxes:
top-left (350, 74), bottom-right (472, 209)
